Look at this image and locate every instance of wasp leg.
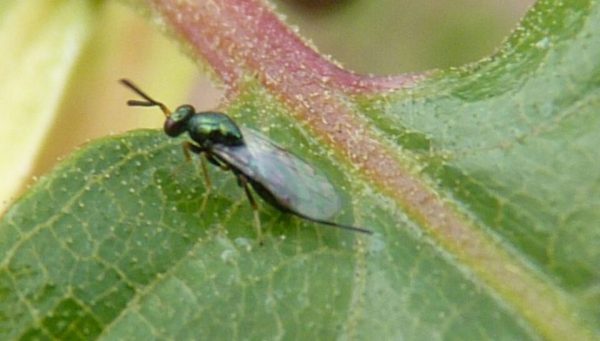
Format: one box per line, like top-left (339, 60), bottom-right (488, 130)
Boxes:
top-left (182, 142), bottom-right (212, 191)
top-left (205, 153), bottom-right (231, 171)
top-left (181, 142), bottom-right (212, 210)
top-left (199, 155), bottom-right (212, 191)
top-left (181, 141), bottom-right (195, 161)
top-left (237, 174), bottom-right (263, 245)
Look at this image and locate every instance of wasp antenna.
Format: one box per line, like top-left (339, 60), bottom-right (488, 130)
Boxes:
top-left (127, 100), bottom-right (157, 107)
top-left (119, 79), bottom-right (172, 117)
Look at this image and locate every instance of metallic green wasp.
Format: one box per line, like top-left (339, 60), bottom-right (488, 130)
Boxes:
top-left (120, 79), bottom-right (372, 243)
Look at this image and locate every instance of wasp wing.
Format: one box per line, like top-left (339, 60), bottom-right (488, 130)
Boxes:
top-left (211, 128), bottom-right (342, 220)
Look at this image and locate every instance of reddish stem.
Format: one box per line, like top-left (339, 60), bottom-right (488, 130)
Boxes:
top-left (151, 0), bottom-right (423, 95)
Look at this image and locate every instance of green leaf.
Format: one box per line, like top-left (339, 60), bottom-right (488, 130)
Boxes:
top-left (1, 0), bottom-right (598, 340)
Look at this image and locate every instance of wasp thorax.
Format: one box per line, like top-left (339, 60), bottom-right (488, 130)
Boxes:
top-left (187, 111), bottom-right (245, 147)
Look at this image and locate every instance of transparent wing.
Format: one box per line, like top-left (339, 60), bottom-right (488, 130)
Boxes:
top-left (211, 128), bottom-right (342, 220)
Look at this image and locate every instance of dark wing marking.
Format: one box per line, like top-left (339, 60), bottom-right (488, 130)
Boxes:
top-left (211, 128), bottom-right (342, 220)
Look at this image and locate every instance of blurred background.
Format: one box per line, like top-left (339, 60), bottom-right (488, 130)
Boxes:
top-left (274, 0), bottom-right (533, 74)
top-left (0, 0), bottom-right (535, 211)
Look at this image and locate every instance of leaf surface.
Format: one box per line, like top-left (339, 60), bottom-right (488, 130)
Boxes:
top-left (0, 0), bottom-right (598, 339)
